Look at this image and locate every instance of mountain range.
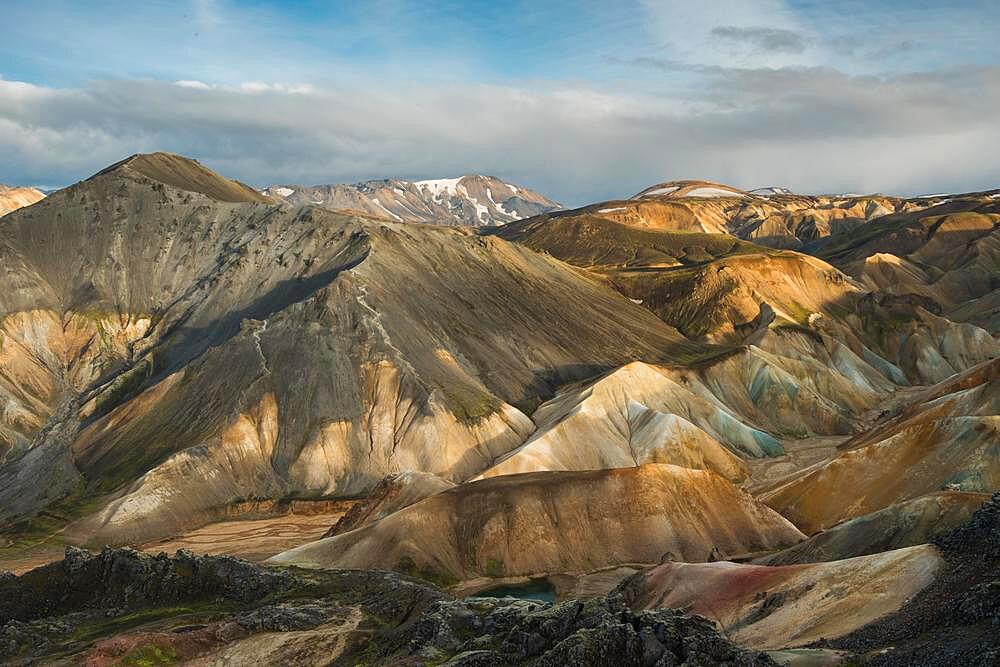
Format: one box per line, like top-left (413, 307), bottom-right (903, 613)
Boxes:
top-left (261, 173), bottom-right (561, 226)
top-left (0, 153), bottom-right (997, 665)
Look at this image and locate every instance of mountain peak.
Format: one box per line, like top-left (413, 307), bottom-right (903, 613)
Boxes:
top-left (92, 152), bottom-right (272, 204)
top-left (262, 173), bottom-right (560, 226)
top-left (631, 179), bottom-right (750, 200)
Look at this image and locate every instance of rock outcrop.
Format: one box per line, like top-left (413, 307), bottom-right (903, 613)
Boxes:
top-left (0, 547), bottom-right (774, 666)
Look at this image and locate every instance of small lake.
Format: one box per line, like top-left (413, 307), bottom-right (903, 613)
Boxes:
top-left (470, 578), bottom-right (557, 603)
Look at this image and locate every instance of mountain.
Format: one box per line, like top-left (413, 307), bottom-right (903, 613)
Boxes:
top-left (0, 184), bottom-right (45, 217)
top-left (261, 173), bottom-right (560, 226)
top-left (496, 188), bottom-right (999, 385)
top-left (0, 152), bottom-right (693, 546)
top-left (632, 179), bottom-right (752, 200)
top-left (96, 152), bottom-right (273, 203)
top-left (542, 177), bottom-right (962, 249)
top-left (761, 359), bottom-right (1000, 533)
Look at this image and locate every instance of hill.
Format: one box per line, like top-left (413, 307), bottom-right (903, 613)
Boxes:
top-left (269, 464), bottom-right (805, 582)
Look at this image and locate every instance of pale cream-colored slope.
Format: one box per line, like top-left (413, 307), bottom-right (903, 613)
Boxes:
top-left (891, 308), bottom-right (1000, 384)
top-left (476, 362), bottom-right (773, 480)
top-left (0, 309), bottom-right (152, 460)
top-left (477, 336), bottom-right (896, 481)
top-left (68, 354), bottom-right (533, 546)
top-left (0, 185), bottom-right (45, 217)
top-left (269, 464), bottom-right (805, 582)
top-left (660, 339), bottom-right (892, 437)
top-left (625, 544), bottom-right (943, 650)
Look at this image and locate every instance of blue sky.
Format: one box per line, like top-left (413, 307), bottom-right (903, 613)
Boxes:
top-left (2, 0), bottom-right (1000, 203)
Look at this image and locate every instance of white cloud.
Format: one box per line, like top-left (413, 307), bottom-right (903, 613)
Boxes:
top-left (174, 80), bottom-right (211, 89)
top-left (0, 69), bottom-right (998, 204)
top-left (233, 82), bottom-right (315, 94)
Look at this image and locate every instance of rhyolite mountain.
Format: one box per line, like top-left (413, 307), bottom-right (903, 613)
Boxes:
top-left (262, 173), bottom-right (561, 226)
top-left (0, 152), bottom-right (694, 545)
top-left (1, 154), bottom-right (997, 666)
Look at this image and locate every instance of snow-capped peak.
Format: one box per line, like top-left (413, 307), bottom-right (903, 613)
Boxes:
top-left (414, 177), bottom-right (463, 199)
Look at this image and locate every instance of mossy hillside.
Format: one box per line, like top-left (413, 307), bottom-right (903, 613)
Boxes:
top-left (501, 214), bottom-right (761, 270)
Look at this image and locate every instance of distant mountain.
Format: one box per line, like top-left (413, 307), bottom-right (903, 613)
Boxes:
top-left (537, 177), bottom-right (977, 248)
top-left (0, 184), bottom-right (46, 217)
top-left (748, 186), bottom-right (795, 196)
top-left (261, 174), bottom-right (560, 226)
top-left (631, 179), bottom-right (750, 200)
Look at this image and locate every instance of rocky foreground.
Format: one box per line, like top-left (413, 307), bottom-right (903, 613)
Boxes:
top-left (1, 547), bottom-right (771, 666)
top-left (828, 491), bottom-right (1000, 666)
top-left (1, 492), bottom-right (997, 665)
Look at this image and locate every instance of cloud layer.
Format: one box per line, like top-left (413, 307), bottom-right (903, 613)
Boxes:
top-left (2, 66), bottom-right (999, 205)
top-left (1, 1), bottom-right (999, 203)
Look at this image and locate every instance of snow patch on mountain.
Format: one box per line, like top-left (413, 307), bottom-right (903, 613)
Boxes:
top-left (685, 187), bottom-right (747, 198)
top-left (637, 186), bottom-right (679, 198)
top-left (415, 177), bottom-right (462, 199)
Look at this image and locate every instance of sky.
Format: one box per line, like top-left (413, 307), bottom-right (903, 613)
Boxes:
top-left (2, 0), bottom-right (999, 205)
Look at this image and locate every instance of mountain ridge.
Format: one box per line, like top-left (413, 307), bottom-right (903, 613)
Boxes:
top-left (262, 172), bottom-right (560, 226)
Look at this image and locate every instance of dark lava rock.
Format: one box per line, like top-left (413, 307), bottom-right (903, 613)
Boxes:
top-left (401, 594), bottom-right (774, 666)
top-left (0, 546), bottom-right (295, 624)
top-left (933, 491), bottom-right (1000, 558)
top-left (0, 547), bottom-right (773, 666)
top-left (832, 491), bottom-right (1000, 666)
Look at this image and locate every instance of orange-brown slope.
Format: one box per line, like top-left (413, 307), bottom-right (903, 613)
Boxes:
top-left (762, 414), bottom-right (999, 535)
top-left (269, 464), bottom-right (805, 582)
top-left (760, 360), bottom-right (999, 534)
top-left (757, 491), bottom-right (988, 565)
top-left (0, 185), bottom-right (45, 217)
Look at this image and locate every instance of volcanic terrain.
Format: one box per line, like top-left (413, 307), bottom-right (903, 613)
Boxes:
top-left (1, 154), bottom-right (997, 665)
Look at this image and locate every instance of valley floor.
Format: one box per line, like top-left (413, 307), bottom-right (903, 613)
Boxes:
top-left (0, 501), bottom-right (355, 575)
top-left (138, 504), bottom-right (356, 563)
